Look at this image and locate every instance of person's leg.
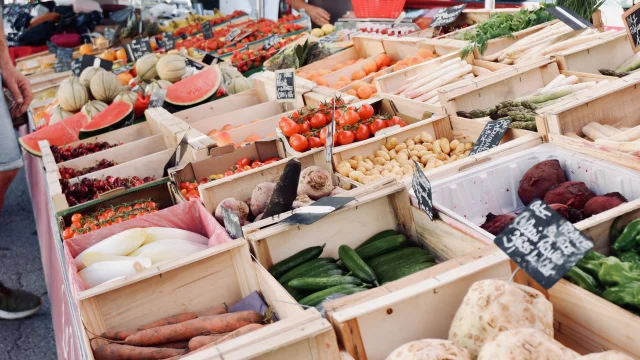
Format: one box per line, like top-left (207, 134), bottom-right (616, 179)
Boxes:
top-left (0, 282), bottom-right (42, 320)
top-left (0, 89), bottom-right (23, 213)
top-left (0, 168), bottom-right (19, 211)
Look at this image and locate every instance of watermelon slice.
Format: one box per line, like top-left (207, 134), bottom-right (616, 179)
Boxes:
top-left (79, 101), bottom-right (134, 140)
top-left (165, 65), bottom-right (222, 107)
top-left (19, 112), bottom-right (89, 156)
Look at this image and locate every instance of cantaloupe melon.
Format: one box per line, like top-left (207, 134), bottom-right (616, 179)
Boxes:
top-left (81, 100), bottom-right (108, 120)
top-left (58, 77), bottom-right (89, 112)
top-left (79, 67), bottom-right (104, 89)
top-left (136, 54), bottom-right (158, 81)
top-left (90, 71), bottom-right (122, 102)
top-left (157, 54), bottom-right (187, 83)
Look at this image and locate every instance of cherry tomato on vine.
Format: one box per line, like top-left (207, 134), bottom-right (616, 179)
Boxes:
top-left (358, 104), bottom-right (374, 120)
top-left (251, 161), bottom-right (263, 168)
top-left (299, 121), bottom-right (311, 134)
top-left (308, 136), bottom-right (322, 148)
top-left (289, 134), bottom-right (309, 152)
top-left (71, 213), bottom-right (82, 223)
top-left (369, 119), bottom-right (387, 135)
top-left (187, 182), bottom-right (198, 191)
top-left (279, 118), bottom-right (300, 137)
top-left (263, 160), bottom-right (277, 165)
top-left (336, 130), bottom-right (355, 145)
top-left (62, 228), bottom-right (74, 240)
top-left (340, 110), bottom-right (360, 126)
top-left (354, 124), bottom-right (371, 141)
top-left (237, 157), bottom-right (251, 167)
top-left (310, 113), bottom-right (326, 128)
top-left (224, 170), bottom-right (234, 176)
top-left (279, 116), bottom-right (293, 129)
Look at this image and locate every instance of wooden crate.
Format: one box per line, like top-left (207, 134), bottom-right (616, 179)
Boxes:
top-left (76, 239), bottom-right (341, 360)
top-left (376, 52), bottom-right (509, 118)
top-left (412, 8), bottom-right (521, 39)
top-left (476, 20), bottom-right (558, 60)
top-left (536, 71), bottom-right (640, 171)
top-left (553, 32), bottom-right (632, 75)
top-left (173, 88), bottom-right (271, 124)
top-left (332, 115), bottom-right (542, 187)
top-left (549, 201), bottom-right (640, 357)
top-left (252, 71), bottom-right (317, 109)
top-left (296, 36), bottom-right (385, 75)
top-left (439, 57), bottom-right (615, 122)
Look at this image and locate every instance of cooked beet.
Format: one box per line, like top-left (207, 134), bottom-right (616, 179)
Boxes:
top-left (518, 160), bottom-right (567, 205)
top-left (543, 181), bottom-right (595, 210)
top-left (480, 213), bottom-right (515, 236)
top-left (583, 192), bottom-right (627, 217)
top-left (548, 203), bottom-right (583, 223)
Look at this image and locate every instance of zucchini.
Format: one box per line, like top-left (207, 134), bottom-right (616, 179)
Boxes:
top-left (367, 247), bottom-right (431, 269)
top-left (381, 262), bottom-right (436, 284)
top-left (356, 235), bottom-right (407, 260)
top-left (371, 251), bottom-right (435, 276)
top-left (270, 244), bottom-right (326, 279)
top-left (339, 245), bottom-right (378, 285)
top-left (277, 258), bottom-right (338, 285)
top-left (289, 275), bottom-right (363, 292)
top-left (298, 284), bottom-right (359, 306)
top-left (356, 230), bottom-right (398, 250)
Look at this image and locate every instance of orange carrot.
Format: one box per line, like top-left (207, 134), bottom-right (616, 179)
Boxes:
top-left (202, 306), bottom-right (227, 316)
top-left (189, 323), bottom-right (264, 353)
top-left (100, 330), bottom-right (137, 341)
top-left (187, 333), bottom-right (228, 351)
top-left (94, 343), bottom-right (186, 360)
top-left (157, 341), bottom-right (189, 349)
top-left (124, 311), bottom-right (263, 346)
top-left (138, 312), bottom-right (198, 330)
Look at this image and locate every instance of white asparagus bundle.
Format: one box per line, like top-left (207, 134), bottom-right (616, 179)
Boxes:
top-left (472, 66), bottom-right (492, 76)
top-left (595, 138), bottom-right (640, 153)
top-left (425, 95), bottom-right (439, 104)
top-left (555, 75), bottom-right (579, 87)
top-left (608, 125), bottom-right (640, 141)
top-left (582, 122), bottom-right (609, 140)
top-left (513, 40), bottom-right (555, 64)
top-left (590, 122), bottom-right (618, 137)
top-left (415, 73), bottom-right (475, 102)
top-left (395, 58), bottom-right (462, 94)
top-left (540, 30), bottom-right (615, 55)
top-left (498, 27), bottom-right (574, 62)
top-left (596, 80), bottom-right (610, 88)
top-left (401, 61), bottom-right (466, 96)
top-left (540, 75), bottom-right (565, 93)
top-left (603, 125), bottom-right (623, 135)
top-left (408, 64), bottom-right (473, 100)
top-left (485, 23), bottom-right (571, 61)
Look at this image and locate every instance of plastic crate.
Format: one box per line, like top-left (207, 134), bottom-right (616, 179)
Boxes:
top-left (352, 0), bottom-right (406, 18)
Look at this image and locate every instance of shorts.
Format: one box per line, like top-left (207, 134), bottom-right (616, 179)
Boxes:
top-left (0, 77), bottom-right (24, 172)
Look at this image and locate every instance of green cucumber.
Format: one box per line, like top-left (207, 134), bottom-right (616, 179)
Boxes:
top-left (270, 244), bottom-right (326, 279)
top-left (356, 235), bottom-right (407, 260)
top-left (289, 275), bottom-right (363, 292)
top-left (371, 251), bottom-right (435, 276)
top-left (367, 247), bottom-right (431, 269)
top-left (356, 230), bottom-right (398, 250)
top-left (298, 284), bottom-right (359, 306)
top-left (284, 285), bottom-right (305, 301)
top-left (339, 245), bottom-right (378, 285)
top-left (277, 259), bottom-right (338, 285)
top-left (381, 262), bottom-right (436, 284)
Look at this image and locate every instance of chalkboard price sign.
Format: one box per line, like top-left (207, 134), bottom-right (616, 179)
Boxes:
top-left (429, 4), bottom-right (466, 28)
top-left (104, 28), bottom-right (117, 43)
top-left (623, 3), bottom-right (640, 53)
top-left (221, 206), bottom-right (244, 240)
top-left (469, 118), bottom-right (512, 156)
top-left (283, 196), bottom-right (355, 225)
top-left (224, 28), bottom-right (241, 42)
top-left (275, 69), bottom-right (296, 102)
top-left (71, 58), bottom-right (83, 77)
top-left (263, 35), bottom-right (281, 50)
top-left (411, 161), bottom-right (434, 220)
top-left (162, 32), bottom-right (175, 51)
top-left (201, 21), bottom-right (213, 40)
top-left (546, 6), bottom-right (591, 30)
top-left (149, 89), bottom-right (167, 108)
top-left (47, 41), bottom-right (58, 54)
top-left (78, 55), bottom-right (113, 75)
top-left (54, 60), bottom-right (72, 73)
top-left (494, 199), bottom-right (594, 289)
top-left (56, 47), bottom-right (73, 61)
top-left (125, 38), bottom-right (152, 62)
top-left (202, 54), bottom-right (218, 65)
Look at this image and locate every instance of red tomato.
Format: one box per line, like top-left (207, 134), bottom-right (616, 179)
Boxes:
top-left (347, 105), bottom-right (356, 111)
top-left (319, 126), bottom-right (327, 145)
top-left (354, 124), bottom-right (371, 141)
top-left (337, 130), bottom-right (355, 145)
top-left (224, 170), bottom-right (233, 176)
top-left (289, 134), bottom-right (309, 152)
top-left (396, 119), bottom-right (407, 127)
top-left (279, 116), bottom-right (293, 129)
top-left (251, 161), bottom-right (263, 168)
top-left (369, 119), bottom-right (387, 135)
top-left (308, 136), bottom-right (322, 148)
top-left (187, 182), bottom-right (198, 191)
top-left (264, 157), bottom-right (280, 162)
top-left (62, 228), bottom-right (74, 240)
top-left (71, 213), bottom-right (82, 223)
top-left (343, 110), bottom-right (360, 126)
top-left (179, 181), bottom-right (190, 190)
top-left (300, 121), bottom-right (311, 133)
top-left (237, 157), bottom-right (251, 167)
top-left (234, 168), bottom-right (245, 174)
top-left (290, 111), bottom-right (301, 120)
top-left (280, 118), bottom-right (300, 137)
top-left (199, 178), bottom-right (208, 185)
top-left (328, 109), bottom-right (343, 124)
top-left (310, 113), bottom-right (326, 128)
top-left (358, 104), bottom-right (374, 120)
top-left (263, 160), bottom-right (277, 164)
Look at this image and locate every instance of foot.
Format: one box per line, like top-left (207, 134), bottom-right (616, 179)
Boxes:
top-left (0, 283), bottom-right (42, 320)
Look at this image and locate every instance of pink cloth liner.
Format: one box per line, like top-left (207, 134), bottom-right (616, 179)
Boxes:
top-left (63, 200), bottom-right (233, 295)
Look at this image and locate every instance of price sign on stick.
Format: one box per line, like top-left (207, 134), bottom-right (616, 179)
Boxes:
top-left (283, 196), bottom-right (355, 225)
top-left (494, 199), bottom-right (594, 289)
top-left (429, 4), bottom-right (466, 28)
top-left (202, 54), bottom-right (219, 65)
top-left (623, 3), bottom-right (640, 53)
top-left (275, 69), bottom-right (296, 102)
top-left (546, 5), bottom-right (592, 31)
top-left (201, 21), bottom-right (213, 40)
top-left (411, 161), bottom-right (434, 220)
top-left (47, 41), bottom-right (58, 54)
top-left (71, 58), bottom-right (82, 77)
top-left (224, 28), bottom-right (241, 42)
top-left (469, 118), bottom-right (512, 156)
top-left (325, 98), bottom-right (336, 163)
top-left (222, 206), bottom-right (244, 239)
top-left (162, 32), bottom-right (175, 51)
top-left (263, 35), bottom-right (281, 50)
top-left (54, 47), bottom-right (73, 73)
top-left (125, 38), bottom-right (152, 62)
top-left (78, 55), bottom-right (113, 74)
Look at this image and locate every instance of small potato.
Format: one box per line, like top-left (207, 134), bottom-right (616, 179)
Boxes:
top-left (402, 164), bottom-right (413, 175)
top-left (433, 140), bottom-right (442, 154)
top-left (420, 132), bottom-right (434, 143)
top-left (449, 155), bottom-right (458, 162)
top-left (382, 170), bottom-right (391, 177)
top-left (364, 159), bottom-right (374, 166)
top-left (409, 150), bottom-right (419, 157)
top-left (413, 135), bottom-right (422, 144)
top-left (371, 174), bottom-right (383, 181)
top-left (389, 149), bottom-right (397, 158)
top-left (349, 170), bottom-right (365, 182)
top-left (398, 149), bottom-right (409, 157)
top-left (413, 145), bottom-right (426, 152)
top-left (406, 139), bottom-right (415, 147)
top-left (452, 143), bottom-right (465, 155)
top-left (449, 139), bottom-right (460, 150)
top-left (465, 143), bottom-right (473, 150)
top-left (395, 143), bottom-right (407, 151)
top-left (434, 160), bottom-right (445, 168)
top-left (385, 138), bottom-right (398, 150)
top-left (394, 174), bottom-right (404, 180)
top-left (371, 168), bottom-right (381, 175)
top-left (367, 154), bottom-right (375, 161)
top-left (376, 151), bottom-right (390, 161)
top-left (408, 145), bottom-right (416, 151)
top-left (425, 163), bottom-right (436, 170)
top-left (338, 160), bottom-right (350, 168)
top-left (437, 152), bottom-right (448, 161)
top-left (440, 138), bottom-right (451, 154)
top-left (361, 176), bottom-right (373, 184)
top-left (421, 154), bottom-right (435, 164)
top-left (358, 161), bottom-right (373, 171)
top-left (348, 159), bottom-right (358, 168)
top-left (396, 152), bottom-right (409, 162)
top-left (353, 156), bottom-right (363, 161)
top-left (383, 164), bottom-right (393, 172)
top-left (417, 150), bottom-right (429, 158)
top-left (338, 166), bottom-right (351, 177)
top-left (356, 166), bottom-right (366, 173)
top-left (392, 167), bottom-right (403, 175)
top-left (373, 157), bottom-right (386, 166)
top-left (427, 157), bottom-right (437, 164)
top-left (458, 153), bottom-right (467, 159)
top-left (464, 150), bottom-right (471, 156)
top-left (411, 155), bottom-right (419, 162)
top-left (424, 143), bottom-right (434, 151)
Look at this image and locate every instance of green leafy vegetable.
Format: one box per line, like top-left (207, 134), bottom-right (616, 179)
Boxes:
top-left (553, 0), bottom-right (606, 22)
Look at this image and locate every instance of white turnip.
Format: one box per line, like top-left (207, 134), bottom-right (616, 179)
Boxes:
top-left (214, 198), bottom-right (250, 225)
top-left (297, 166), bottom-right (334, 200)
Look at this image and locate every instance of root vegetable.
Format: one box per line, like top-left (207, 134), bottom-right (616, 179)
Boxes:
top-left (583, 123), bottom-right (609, 140)
top-left (143, 227), bottom-right (209, 245)
top-left (75, 228), bottom-right (147, 270)
top-left (202, 306), bottom-right (228, 316)
top-left (548, 204), bottom-right (583, 223)
top-left (477, 328), bottom-right (578, 360)
top-left (79, 260), bottom-right (146, 288)
top-left (518, 159), bottom-right (567, 205)
top-left (187, 333), bottom-right (228, 351)
top-left (100, 330), bottom-right (137, 341)
top-left (583, 193), bottom-right (627, 217)
top-left (480, 213), bottom-right (515, 236)
top-left (94, 344), bottom-right (187, 360)
top-left (298, 166), bottom-right (334, 200)
top-left (138, 312), bottom-right (198, 331)
top-left (188, 323), bottom-right (264, 354)
top-left (214, 198), bottom-right (250, 225)
top-left (387, 339), bottom-right (471, 360)
top-left (124, 311), bottom-right (263, 346)
top-left (595, 139), bottom-right (640, 153)
top-left (331, 187), bottom-right (348, 196)
top-left (128, 240), bottom-right (207, 264)
top-left (262, 159), bottom-right (301, 218)
top-left (250, 182), bottom-right (276, 217)
top-left (542, 181), bottom-right (595, 211)
top-left (158, 341), bottom-right (189, 349)
top-left (293, 194), bottom-right (313, 208)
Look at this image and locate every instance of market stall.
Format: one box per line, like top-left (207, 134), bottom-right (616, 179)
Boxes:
top-left (11, 2), bottom-right (640, 360)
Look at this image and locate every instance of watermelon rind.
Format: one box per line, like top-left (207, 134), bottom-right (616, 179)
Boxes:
top-left (78, 101), bottom-right (134, 140)
top-left (19, 112), bottom-right (89, 157)
top-left (165, 65), bottom-right (222, 106)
